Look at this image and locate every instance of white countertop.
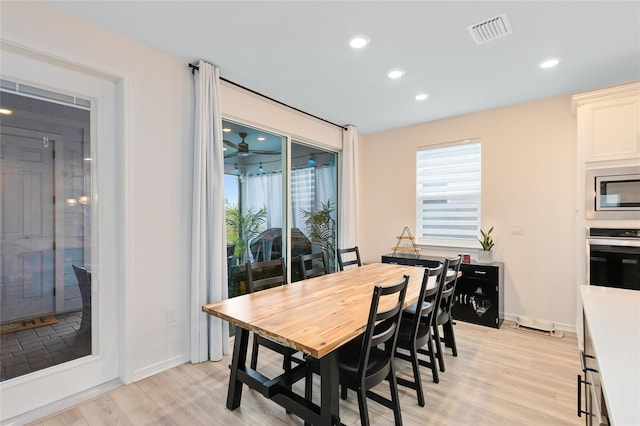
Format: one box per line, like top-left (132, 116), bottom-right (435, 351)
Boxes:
top-left (580, 285), bottom-right (640, 426)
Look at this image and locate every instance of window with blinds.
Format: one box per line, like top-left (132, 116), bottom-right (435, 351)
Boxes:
top-left (416, 140), bottom-right (481, 247)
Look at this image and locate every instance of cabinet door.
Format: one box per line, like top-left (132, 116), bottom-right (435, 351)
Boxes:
top-left (580, 95), bottom-right (639, 162)
top-left (452, 272), bottom-right (499, 328)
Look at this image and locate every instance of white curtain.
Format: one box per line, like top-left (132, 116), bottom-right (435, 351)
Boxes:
top-left (190, 60), bottom-right (229, 363)
top-left (316, 166), bottom-right (336, 210)
top-left (243, 172), bottom-right (283, 229)
top-left (339, 125), bottom-right (359, 248)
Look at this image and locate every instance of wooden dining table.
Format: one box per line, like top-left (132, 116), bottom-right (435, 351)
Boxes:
top-left (202, 262), bottom-right (430, 426)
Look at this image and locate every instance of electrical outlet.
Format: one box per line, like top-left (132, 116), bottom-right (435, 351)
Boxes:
top-left (511, 225), bottom-right (524, 235)
top-left (167, 307), bottom-right (177, 323)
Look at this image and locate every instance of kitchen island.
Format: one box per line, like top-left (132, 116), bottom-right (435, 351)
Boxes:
top-left (580, 285), bottom-right (640, 425)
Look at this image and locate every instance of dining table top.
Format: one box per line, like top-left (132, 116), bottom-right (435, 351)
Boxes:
top-left (202, 262), bottom-right (429, 359)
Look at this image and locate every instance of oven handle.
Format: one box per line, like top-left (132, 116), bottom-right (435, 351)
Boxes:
top-left (587, 237), bottom-right (640, 248)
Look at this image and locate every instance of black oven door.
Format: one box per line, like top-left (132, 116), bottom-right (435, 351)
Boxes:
top-left (589, 240), bottom-right (640, 290)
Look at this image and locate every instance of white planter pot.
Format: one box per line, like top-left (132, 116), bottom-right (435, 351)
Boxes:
top-left (476, 250), bottom-right (493, 264)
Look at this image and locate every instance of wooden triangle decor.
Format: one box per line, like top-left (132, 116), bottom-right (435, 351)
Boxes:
top-left (392, 226), bottom-right (420, 256)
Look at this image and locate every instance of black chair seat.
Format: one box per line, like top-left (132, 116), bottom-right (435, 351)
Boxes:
top-left (404, 300), bottom-right (432, 317)
top-left (396, 316), bottom-right (430, 349)
top-left (339, 344), bottom-right (388, 378)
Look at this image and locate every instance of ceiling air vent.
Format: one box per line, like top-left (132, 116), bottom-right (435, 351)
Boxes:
top-left (468, 13), bottom-right (512, 45)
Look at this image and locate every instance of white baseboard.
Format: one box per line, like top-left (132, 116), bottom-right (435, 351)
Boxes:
top-left (3, 353), bottom-right (193, 426)
top-left (1, 379), bottom-right (123, 426)
top-left (503, 313), bottom-right (576, 334)
top-left (132, 353), bottom-right (191, 382)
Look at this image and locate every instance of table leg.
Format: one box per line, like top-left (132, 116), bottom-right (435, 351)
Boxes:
top-left (319, 349), bottom-right (340, 426)
top-left (226, 327), bottom-right (250, 410)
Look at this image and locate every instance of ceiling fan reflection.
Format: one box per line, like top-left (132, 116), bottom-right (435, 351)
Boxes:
top-left (223, 132), bottom-right (279, 158)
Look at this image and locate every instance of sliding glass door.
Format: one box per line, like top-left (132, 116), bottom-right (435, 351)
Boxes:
top-left (222, 120), bottom-right (338, 298)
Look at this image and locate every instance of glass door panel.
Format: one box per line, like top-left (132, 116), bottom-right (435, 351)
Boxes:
top-left (0, 88), bottom-right (92, 381)
top-left (222, 120), bottom-right (285, 298)
top-left (290, 141), bottom-right (338, 281)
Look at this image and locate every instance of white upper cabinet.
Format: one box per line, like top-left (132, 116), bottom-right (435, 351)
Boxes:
top-left (573, 82), bottom-right (640, 163)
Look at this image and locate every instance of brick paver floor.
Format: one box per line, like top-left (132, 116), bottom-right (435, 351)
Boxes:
top-left (0, 311), bottom-right (91, 381)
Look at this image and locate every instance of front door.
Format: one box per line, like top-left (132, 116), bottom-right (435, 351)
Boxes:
top-left (0, 126), bottom-right (56, 322)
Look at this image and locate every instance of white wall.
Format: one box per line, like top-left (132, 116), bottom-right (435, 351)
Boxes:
top-left (360, 96), bottom-right (578, 329)
top-left (1, 1), bottom-right (194, 383)
top-left (1, 3), bottom-right (342, 414)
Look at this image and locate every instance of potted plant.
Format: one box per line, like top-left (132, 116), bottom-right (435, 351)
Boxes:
top-left (477, 226), bottom-right (494, 264)
top-left (301, 199), bottom-right (336, 271)
top-left (225, 203), bottom-right (267, 263)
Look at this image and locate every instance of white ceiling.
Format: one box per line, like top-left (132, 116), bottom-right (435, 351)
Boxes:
top-left (45, 1), bottom-right (640, 134)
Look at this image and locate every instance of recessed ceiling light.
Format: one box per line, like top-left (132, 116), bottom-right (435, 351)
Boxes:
top-left (222, 128), bottom-right (231, 132)
top-left (415, 93), bottom-right (429, 101)
top-left (0, 108), bottom-right (13, 115)
top-left (349, 36), bottom-right (369, 49)
top-left (257, 136), bottom-right (266, 141)
top-left (539, 58), bottom-right (560, 69)
top-left (388, 69), bottom-right (405, 79)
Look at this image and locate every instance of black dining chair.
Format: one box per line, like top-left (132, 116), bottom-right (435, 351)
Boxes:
top-left (299, 252), bottom-right (329, 279)
top-left (245, 258), bottom-right (299, 372)
top-left (394, 263), bottom-right (445, 405)
top-left (337, 246), bottom-right (362, 271)
top-left (432, 255), bottom-right (462, 373)
top-left (305, 275), bottom-right (408, 426)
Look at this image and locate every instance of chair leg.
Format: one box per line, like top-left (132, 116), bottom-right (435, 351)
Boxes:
top-left (356, 388), bottom-right (370, 426)
top-left (426, 335), bottom-right (440, 383)
top-left (443, 320), bottom-right (458, 357)
top-left (341, 384), bottom-right (348, 400)
top-left (250, 337), bottom-right (259, 370)
top-left (410, 347), bottom-right (425, 407)
top-left (432, 324), bottom-right (445, 372)
top-left (416, 335), bottom-right (440, 383)
top-left (388, 364), bottom-right (403, 426)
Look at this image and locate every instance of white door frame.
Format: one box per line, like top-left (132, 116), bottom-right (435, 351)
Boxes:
top-left (0, 36), bottom-right (130, 423)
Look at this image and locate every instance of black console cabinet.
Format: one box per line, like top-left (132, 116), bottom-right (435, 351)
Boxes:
top-left (381, 253), bottom-right (504, 328)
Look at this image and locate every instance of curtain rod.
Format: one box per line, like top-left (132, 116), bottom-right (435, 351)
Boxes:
top-left (189, 63), bottom-right (347, 131)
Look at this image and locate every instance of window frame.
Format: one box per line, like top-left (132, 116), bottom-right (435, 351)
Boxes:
top-left (415, 139), bottom-right (481, 249)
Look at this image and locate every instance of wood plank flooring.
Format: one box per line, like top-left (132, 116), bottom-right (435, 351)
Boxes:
top-left (30, 321), bottom-right (582, 425)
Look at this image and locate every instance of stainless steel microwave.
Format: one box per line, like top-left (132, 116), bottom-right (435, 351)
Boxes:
top-left (586, 166), bottom-right (640, 220)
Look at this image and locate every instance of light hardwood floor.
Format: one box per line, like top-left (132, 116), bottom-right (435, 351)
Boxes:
top-left (30, 321), bottom-right (582, 426)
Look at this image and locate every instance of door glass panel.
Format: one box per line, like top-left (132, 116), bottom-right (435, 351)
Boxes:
top-left (223, 120), bottom-right (284, 299)
top-left (290, 140), bottom-right (338, 280)
top-left (0, 89), bottom-right (92, 381)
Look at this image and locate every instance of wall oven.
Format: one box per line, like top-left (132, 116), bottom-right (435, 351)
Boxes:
top-left (587, 228), bottom-right (640, 290)
top-left (586, 166), bottom-right (640, 220)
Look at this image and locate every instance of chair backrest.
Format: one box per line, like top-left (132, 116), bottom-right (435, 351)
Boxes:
top-left (299, 252), bottom-right (329, 279)
top-left (337, 246), bottom-right (362, 271)
top-left (358, 275), bottom-right (409, 381)
top-left (72, 264), bottom-right (91, 287)
top-left (245, 258), bottom-right (287, 293)
top-left (406, 264), bottom-right (445, 343)
top-left (435, 255), bottom-right (462, 324)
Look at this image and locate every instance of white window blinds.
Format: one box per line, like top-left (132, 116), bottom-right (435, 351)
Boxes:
top-left (416, 141), bottom-right (481, 247)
